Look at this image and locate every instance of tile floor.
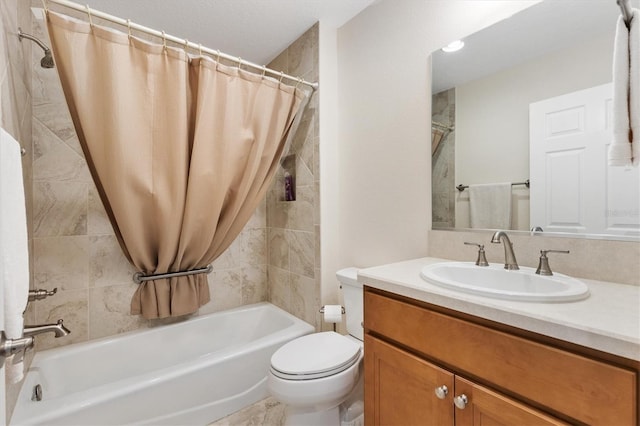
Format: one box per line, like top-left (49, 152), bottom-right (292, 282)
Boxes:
top-left (210, 397), bottom-right (285, 426)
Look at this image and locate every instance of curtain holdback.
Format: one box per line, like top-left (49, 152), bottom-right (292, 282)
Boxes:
top-left (133, 265), bottom-right (213, 284)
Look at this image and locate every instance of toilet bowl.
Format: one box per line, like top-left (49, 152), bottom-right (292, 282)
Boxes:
top-left (267, 268), bottom-right (363, 426)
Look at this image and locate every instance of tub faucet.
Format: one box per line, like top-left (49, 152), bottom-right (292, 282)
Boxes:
top-left (23, 319), bottom-right (71, 338)
top-left (490, 231), bottom-right (519, 270)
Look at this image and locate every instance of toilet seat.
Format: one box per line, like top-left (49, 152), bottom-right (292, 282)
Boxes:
top-left (270, 332), bottom-right (362, 380)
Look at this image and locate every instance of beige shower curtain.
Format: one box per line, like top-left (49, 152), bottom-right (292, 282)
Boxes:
top-left (46, 12), bottom-right (307, 319)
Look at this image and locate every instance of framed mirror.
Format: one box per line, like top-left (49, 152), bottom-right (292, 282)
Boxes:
top-left (431, 0), bottom-right (639, 242)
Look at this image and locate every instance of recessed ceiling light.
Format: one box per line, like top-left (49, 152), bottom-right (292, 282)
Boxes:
top-left (442, 40), bottom-right (465, 53)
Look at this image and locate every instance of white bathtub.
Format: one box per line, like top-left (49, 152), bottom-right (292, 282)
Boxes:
top-left (10, 302), bottom-right (314, 426)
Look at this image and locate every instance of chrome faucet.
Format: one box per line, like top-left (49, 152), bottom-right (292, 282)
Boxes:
top-left (490, 231), bottom-right (519, 270)
top-left (23, 319), bottom-right (71, 338)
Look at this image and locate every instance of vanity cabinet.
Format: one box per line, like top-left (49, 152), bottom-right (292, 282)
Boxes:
top-left (365, 335), bottom-right (566, 425)
top-left (363, 288), bottom-right (638, 425)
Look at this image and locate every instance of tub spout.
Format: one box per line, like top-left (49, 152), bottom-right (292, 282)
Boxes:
top-left (24, 319), bottom-right (71, 338)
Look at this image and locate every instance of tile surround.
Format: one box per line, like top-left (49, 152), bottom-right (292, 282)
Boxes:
top-left (33, 181), bottom-right (87, 237)
top-left (33, 235), bottom-right (89, 290)
top-left (1, 0), bottom-right (33, 420)
top-left (23, 19), bottom-right (322, 358)
top-left (26, 13), bottom-right (283, 354)
top-left (266, 23), bottom-right (321, 331)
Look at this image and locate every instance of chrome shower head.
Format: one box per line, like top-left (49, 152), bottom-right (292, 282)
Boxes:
top-left (18, 27), bottom-right (55, 69)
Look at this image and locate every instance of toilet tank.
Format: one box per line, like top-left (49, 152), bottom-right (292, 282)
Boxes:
top-left (336, 267), bottom-right (363, 341)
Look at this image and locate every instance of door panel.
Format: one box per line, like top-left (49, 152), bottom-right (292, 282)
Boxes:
top-left (453, 376), bottom-right (568, 426)
top-left (365, 335), bottom-right (454, 426)
top-left (530, 82), bottom-right (639, 237)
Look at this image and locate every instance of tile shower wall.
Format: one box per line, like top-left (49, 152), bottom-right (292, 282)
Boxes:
top-left (28, 16), bottom-right (269, 352)
top-left (1, 0), bottom-right (33, 420)
top-left (432, 89), bottom-right (455, 228)
top-left (266, 24), bottom-right (322, 330)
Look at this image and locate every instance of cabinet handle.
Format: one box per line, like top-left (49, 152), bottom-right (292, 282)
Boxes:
top-left (434, 385), bottom-right (448, 399)
top-left (454, 394), bottom-right (468, 410)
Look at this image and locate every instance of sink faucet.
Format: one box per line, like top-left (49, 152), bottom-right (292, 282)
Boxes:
top-left (490, 231), bottom-right (519, 270)
top-left (23, 319), bottom-right (71, 338)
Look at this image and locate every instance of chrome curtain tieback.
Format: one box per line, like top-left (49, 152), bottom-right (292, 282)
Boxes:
top-left (133, 265), bottom-right (213, 284)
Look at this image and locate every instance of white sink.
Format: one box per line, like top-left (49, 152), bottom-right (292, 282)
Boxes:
top-left (420, 262), bottom-right (590, 302)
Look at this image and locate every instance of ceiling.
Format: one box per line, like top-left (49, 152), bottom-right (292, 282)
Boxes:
top-left (432, 0), bottom-right (637, 93)
top-left (80, 0), bottom-right (377, 66)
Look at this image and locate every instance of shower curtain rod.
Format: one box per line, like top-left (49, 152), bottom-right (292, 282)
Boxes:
top-left (618, 0), bottom-right (633, 28)
top-left (42, 0), bottom-right (319, 90)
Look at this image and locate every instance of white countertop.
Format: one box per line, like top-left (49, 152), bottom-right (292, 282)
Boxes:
top-left (358, 257), bottom-right (640, 361)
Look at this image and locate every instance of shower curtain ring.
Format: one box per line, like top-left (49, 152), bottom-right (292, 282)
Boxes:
top-left (126, 19), bottom-right (132, 39)
top-left (198, 43), bottom-right (203, 56)
top-left (295, 77), bottom-right (302, 89)
top-left (85, 4), bottom-right (93, 27)
top-left (237, 58), bottom-right (242, 70)
top-left (279, 71), bottom-right (284, 83)
top-left (184, 39), bottom-right (189, 54)
top-left (216, 50), bottom-right (221, 63)
top-left (161, 31), bottom-right (167, 51)
top-left (41, 0), bottom-right (48, 13)
top-left (261, 65), bottom-right (267, 79)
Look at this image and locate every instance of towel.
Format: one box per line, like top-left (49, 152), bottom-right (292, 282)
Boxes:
top-left (469, 182), bottom-right (512, 229)
top-left (630, 9), bottom-right (639, 166)
top-left (610, 13), bottom-right (633, 166)
top-left (610, 9), bottom-right (640, 166)
top-left (0, 128), bottom-right (30, 383)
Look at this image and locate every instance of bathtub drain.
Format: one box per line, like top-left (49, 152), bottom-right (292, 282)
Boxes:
top-left (32, 384), bottom-right (42, 402)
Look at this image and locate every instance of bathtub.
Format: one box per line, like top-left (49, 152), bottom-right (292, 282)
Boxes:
top-left (10, 302), bottom-right (314, 426)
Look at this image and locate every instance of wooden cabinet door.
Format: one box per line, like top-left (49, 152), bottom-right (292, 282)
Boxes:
top-left (453, 376), bottom-right (568, 426)
top-left (365, 334), bottom-right (454, 426)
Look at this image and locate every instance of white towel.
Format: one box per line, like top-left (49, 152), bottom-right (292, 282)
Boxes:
top-left (630, 9), bottom-right (639, 166)
top-left (610, 13), bottom-right (633, 166)
top-left (0, 128), bottom-right (30, 383)
top-left (469, 182), bottom-right (512, 229)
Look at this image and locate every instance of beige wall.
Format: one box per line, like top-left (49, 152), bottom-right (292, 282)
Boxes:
top-left (455, 32), bottom-right (613, 230)
top-left (266, 24), bottom-right (323, 330)
top-left (318, 22), bottom-right (342, 307)
top-left (335, 1), bottom-right (539, 270)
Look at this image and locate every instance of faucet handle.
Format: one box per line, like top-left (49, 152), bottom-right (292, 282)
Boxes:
top-left (28, 287), bottom-right (57, 302)
top-left (536, 249), bottom-right (569, 276)
top-left (0, 332), bottom-right (34, 358)
top-left (464, 242), bottom-right (489, 267)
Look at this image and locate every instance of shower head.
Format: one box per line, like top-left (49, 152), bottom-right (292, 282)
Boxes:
top-left (17, 27), bottom-right (55, 69)
top-left (40, 50), bottom-right (55, 69)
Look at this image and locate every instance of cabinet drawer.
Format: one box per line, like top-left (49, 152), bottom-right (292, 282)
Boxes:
top-left (365, 290), bottom-right (637, 425)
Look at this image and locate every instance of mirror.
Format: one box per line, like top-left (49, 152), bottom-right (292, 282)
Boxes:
top-left (431, 0), bottom-right (640, 241)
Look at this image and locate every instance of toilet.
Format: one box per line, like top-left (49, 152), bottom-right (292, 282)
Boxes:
top-left (268, 267), bottom-right (364, 426)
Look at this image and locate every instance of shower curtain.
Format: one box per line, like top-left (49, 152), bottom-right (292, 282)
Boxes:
top-left (46, 11), bottom-right (307, 319)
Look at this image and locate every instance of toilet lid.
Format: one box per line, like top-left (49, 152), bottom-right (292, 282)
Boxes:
top-left (271, 332), bottom-right (362, 380)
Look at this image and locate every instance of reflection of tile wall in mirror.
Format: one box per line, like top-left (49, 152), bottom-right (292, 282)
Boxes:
top-left (432, 89), bottom-right (455, 228)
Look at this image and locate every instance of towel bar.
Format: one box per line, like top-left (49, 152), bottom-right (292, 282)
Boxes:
top-left (456, 179), bottom-right (530, 192)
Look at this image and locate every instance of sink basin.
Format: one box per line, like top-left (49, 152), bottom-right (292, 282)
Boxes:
top-left (420, 262), bottom-right (590, 302)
